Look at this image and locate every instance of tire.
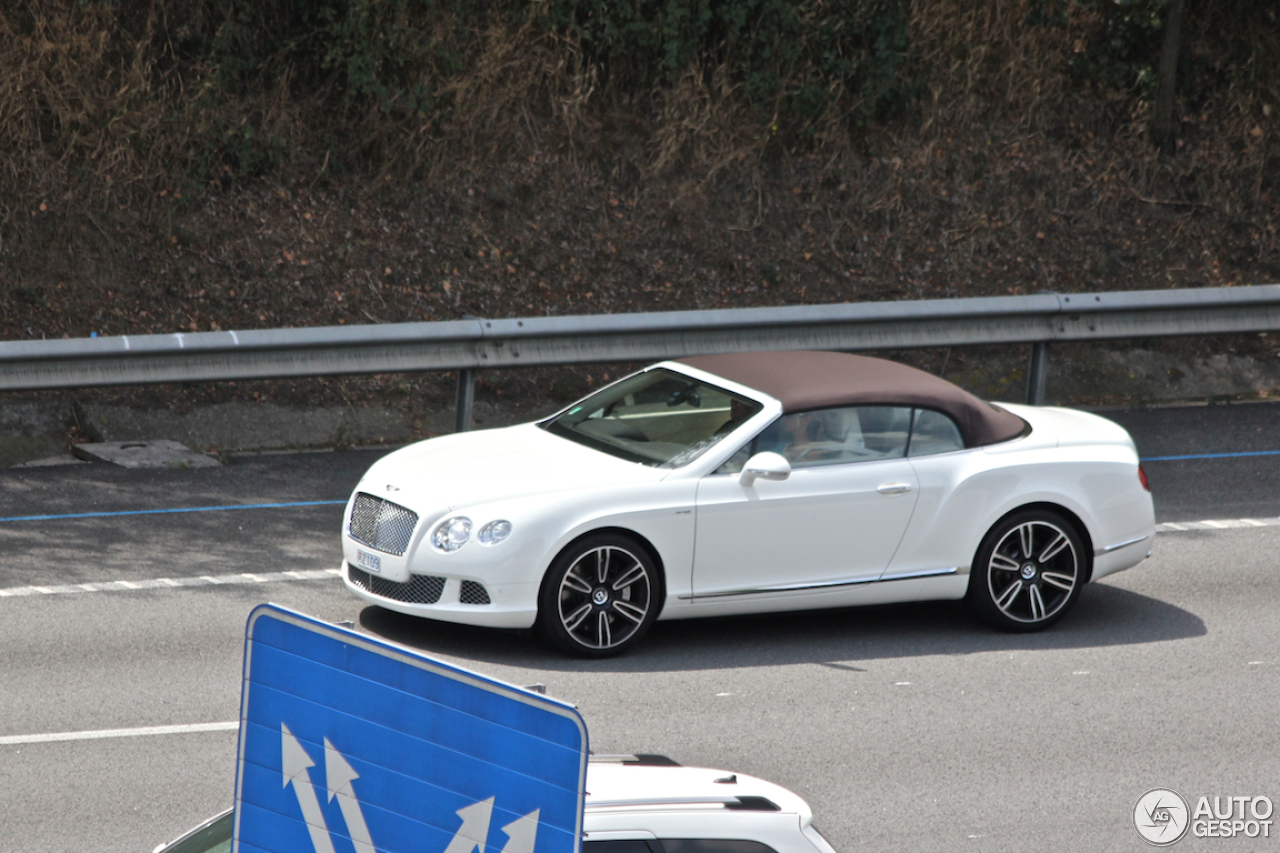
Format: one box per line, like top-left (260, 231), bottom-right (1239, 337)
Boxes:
top-left (537, 533), bottom-right (661, 657)
top-left (966, 509), bottom-right (1087, 632)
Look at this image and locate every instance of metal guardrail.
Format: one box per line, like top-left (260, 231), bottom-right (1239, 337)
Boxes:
top-left (3, 285), bottom-right (1280, 430)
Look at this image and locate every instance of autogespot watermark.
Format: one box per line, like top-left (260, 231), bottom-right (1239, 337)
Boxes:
top-left (1134, 788), bottom-right (1274, 845)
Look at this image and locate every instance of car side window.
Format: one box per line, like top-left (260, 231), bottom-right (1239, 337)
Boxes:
top-left (659, 840), bottom-right (780, 853)
top-left (771, 405), bottom-right (912, 468)
top-left (713, 406), bottom-right (917, 473)
top-left (773, 408), bottom-right (867, 468)
top-left (713, 419), bottom-right (783, 474)
top-left (851, 406), bottom-right (911, 461)
top-left (584, 841), bottom-right (660, 853)
top-left (715, 443), bottom-right (753, 475)
top-left (908, 408), bottom-right (964, 456)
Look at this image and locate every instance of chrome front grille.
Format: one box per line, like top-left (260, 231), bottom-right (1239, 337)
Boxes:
top-left (348, 492), bottom-right (418, 556)
top-left (347, 564), bottom-right (445, 604)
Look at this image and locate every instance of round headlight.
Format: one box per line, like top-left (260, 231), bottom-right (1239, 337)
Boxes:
top-left (477, 520), bottom-right (512, 546)
top-left (431, 516), bottom-right (472, 552)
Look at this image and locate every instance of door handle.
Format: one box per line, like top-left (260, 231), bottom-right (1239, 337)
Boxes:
top-left (877, 483), bottom-right (913, 495)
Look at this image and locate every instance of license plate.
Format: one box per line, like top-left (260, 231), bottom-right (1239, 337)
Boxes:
top-left (356, 549), bottom-right (382, 573)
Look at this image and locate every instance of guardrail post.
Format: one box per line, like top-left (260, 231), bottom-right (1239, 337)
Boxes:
top-left (1026, 342), bottom-right (1049, 405)
top-left (455, 369), bottom-right (476, 432)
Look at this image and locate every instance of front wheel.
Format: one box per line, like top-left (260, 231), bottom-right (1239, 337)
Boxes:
top-left (537, 534), bottom-right (661, 657)
top-left (967, 510), bottom-right (1087, 632)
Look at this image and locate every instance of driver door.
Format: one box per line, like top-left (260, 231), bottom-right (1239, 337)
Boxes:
top-left (691, 406), bottom-right (920, 599)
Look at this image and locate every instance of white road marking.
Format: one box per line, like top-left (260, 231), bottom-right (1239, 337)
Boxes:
top-left (0, 568), bottom-right (340, 598)
top-left (0, 721), bottom-right (238, 746)
top-left (1157, 517), bottom-right (1280, 533)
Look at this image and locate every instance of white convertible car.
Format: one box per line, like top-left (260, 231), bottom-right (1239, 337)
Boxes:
top-left (341, 351), bottom-right (1155, 656)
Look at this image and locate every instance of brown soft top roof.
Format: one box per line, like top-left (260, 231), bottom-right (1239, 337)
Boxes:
top-left (677, 351), bottom-right (1026, 448)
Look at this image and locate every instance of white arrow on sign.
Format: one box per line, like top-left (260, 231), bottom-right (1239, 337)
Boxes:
top-left (281, 723), bottom-right (337, 853)
top-left (444, 797), bottom-right (496, 853)
top-left (500, 809), bottom-right (541, 853)
top-left (280, 729), bottom-right (541, 853)
top-left (325, 738), bottom-right (377, 853)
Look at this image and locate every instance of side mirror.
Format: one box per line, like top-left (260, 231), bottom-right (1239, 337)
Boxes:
top-left (739, 451), bottom-right (790, 486)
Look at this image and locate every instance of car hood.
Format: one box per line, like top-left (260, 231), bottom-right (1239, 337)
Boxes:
top-left (356, 422), bottom-right (667, 512)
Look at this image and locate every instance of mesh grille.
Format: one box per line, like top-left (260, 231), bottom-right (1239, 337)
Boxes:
top-left (459, 580), bottom-right (491, 605)
top-left (348, 493), bottom-right (418, 556)
top-left (347, 564), bottom-right (445, 604)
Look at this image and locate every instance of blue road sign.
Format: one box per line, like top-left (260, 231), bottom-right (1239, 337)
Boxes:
top-left (233, 604), bottom-right (589, 853)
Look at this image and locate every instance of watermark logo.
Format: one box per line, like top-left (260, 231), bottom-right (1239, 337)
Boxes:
top-left (1135, 789), bottom-right (1190, 846)
top-left (1191, 795), bottom-right (1273, 839)
top-left (1134, 790), bottom-right (1274, 845)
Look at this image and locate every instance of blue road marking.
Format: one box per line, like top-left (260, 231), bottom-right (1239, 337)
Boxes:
top-left (0, 500), bottom-right (346, 524)
top-left (1142, 450), bottom-right (1280, 462)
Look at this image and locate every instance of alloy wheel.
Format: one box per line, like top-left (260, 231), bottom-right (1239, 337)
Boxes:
top-left (556, 545), bottom-right (653, 651)
top-left (985, 519), bottom-right (1079, 624)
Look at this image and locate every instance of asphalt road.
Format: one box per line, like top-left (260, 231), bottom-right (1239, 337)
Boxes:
top-left (1, 403), bottom-right (1278, 853)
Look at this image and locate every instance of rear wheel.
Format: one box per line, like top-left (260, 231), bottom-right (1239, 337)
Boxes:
top-left (967, 510), bottom-right (1086, 632)
top-left (537, 533), bottom-right (661, 657)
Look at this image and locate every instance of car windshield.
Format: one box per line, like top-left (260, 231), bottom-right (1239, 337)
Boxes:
top-left (541, 368), bottom-right (763, 467)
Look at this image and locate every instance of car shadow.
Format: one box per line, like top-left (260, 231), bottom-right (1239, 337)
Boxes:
top-left (358, 581), bottom-right (1206, 673)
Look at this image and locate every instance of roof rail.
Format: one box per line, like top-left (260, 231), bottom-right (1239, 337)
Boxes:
top-left (725, 796), bottom-right (781, 812)
top-left (587, 796), bottom-right (780, 813)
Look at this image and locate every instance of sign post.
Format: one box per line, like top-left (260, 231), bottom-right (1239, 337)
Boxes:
top-left (234, 604), bottom-right (588, 853)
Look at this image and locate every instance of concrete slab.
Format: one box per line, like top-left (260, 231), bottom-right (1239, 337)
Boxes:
top-left (71, 440), bottom-right (221, 469)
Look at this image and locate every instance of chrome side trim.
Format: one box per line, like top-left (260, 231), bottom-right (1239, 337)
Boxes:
top-left (879, 567), bottom-right (959, 583)
top-left (683, 576), bottom-right (876, 600)
top-left (681, 567), bottom-right (959, 600)
top-left (1096, 534), bottom-right (1150, 556)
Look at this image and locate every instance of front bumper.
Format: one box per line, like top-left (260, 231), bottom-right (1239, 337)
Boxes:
top-left (340, 561), bottom-right (540, 629)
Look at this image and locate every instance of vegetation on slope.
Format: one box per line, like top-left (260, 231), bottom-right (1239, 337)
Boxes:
top-left (0, 0), bottom-right (1276, 360)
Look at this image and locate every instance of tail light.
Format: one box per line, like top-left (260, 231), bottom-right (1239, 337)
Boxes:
top-left (1138, 464), bottom-right (1151, 492)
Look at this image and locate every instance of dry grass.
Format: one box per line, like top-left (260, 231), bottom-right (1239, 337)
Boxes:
top-left (0, 2), bottom-right (157, 216)
top-left (1, 1), bottom-right (1273, 205)
top-left (0, 0), bottom-right (1276, 353)
top-left (0, 0), bottom-right (307, 225)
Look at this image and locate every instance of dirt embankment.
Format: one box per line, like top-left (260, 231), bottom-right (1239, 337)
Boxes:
top-left (1, 0), bottom-right (1278, 423)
